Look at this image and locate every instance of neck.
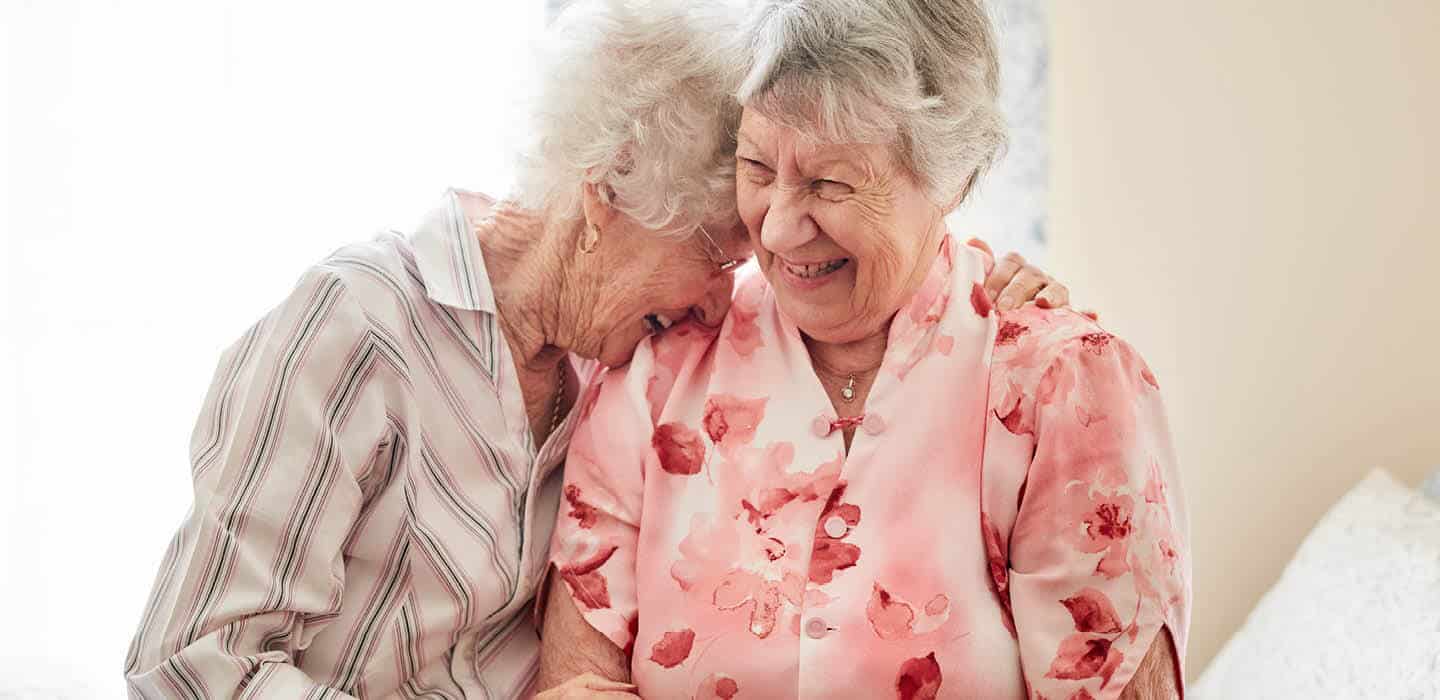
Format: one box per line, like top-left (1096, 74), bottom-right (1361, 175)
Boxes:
top-left (473, 200), bottom-right (578, 376)
top-left (805, 325), bottom-right (890, 380)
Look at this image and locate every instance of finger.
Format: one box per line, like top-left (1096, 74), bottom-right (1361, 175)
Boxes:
top-left (997, 265), bottom-right (1048, 311)
top-left (984, 252), bottom-right (1026, 302)
top-left (1079, 309), bottom-right (1101, 322)
top-left (1034, 281), bottom-right (1070, 310)
top-left (964, 237), bottom-right (995, 275)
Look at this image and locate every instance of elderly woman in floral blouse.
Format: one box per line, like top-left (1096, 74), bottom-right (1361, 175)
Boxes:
top-left (538, 1), bottom-right (1188, 699)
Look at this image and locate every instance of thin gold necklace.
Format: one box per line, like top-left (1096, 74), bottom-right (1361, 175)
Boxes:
top-left (810, 355), bottom-right (883, 403)
top-left (548, 362), bottom-right (567, 437)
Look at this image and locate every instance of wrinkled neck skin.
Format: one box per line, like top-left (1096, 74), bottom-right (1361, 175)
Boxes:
top-left (470, 198), bottom-right (587, 432)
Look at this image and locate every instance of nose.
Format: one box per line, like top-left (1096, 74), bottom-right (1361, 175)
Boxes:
top-left (690, 270), bottom-right (735, 328)
top-left (760, 188), bottom-right (818, 255)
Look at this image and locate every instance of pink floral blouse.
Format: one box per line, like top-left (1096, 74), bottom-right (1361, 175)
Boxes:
top-left (548, 238), bottom-right (1190, 699)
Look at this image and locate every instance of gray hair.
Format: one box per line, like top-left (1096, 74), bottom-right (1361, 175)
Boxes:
top-left (512, 0), bottom-right (746, 235)
top-left (736, 0), bottom-right (1007, 207)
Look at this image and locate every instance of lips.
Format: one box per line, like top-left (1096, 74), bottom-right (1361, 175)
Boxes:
top-left (782, 258), bottom-right (849, 279)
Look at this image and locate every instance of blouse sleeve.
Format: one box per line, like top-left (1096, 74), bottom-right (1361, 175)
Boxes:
top-left (1007, 333), bottom-right (1191, 700)
top-left (546, 346), bottom-right (657, 655)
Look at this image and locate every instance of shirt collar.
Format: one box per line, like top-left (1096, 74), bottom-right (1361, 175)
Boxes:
top-left (410, 188), bottom-right (498, 314)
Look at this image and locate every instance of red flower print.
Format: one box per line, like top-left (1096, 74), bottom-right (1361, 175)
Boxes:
top-left (712, 569), bottom-right (800, 638)
top-left (970, 282), bottom-right (993, 318)
top-left (559, 544), bottom-right (618, 610)
top-left (1087, 498), bottom-right (1134, 544)
top-left (741, 488), bottom-right (799, 528)
top-left (649, 628), bottom-right (695, 668)
top-left (868, 584), bottom-right (916, 640)
top-left (867, 583), bottom-right (952, 640)
top-left (1060, 588), bottom-right (1123, 634)
top-left (994, 395), bottom-right (1029, 437)
top-left (1035, 357), bottom-right (1080, 410)
top-left (563, 484), bottom-right (599, 528)
top-left (672, 510), bottom-right (808, 640)
top-left (1080, 332), bottom-right (1113, 355)
top-left (1045, 634), bottom-right (1123, 687)
top-left (997, 321), bottom-right (1031, 346)
top-left (1068, 690), bottom-right (1096, 700)
top-left (990, 377), bottom-right (1033, 437)
top-left (1063, 483), bottom-right (1135, 579)
top-left (653, 422), bottom-right (705, 475)
top-left (896, 652), bottom-right (943, 700)
top-left (981, 512), bottom-right (1016, 637)
top-left (697, 674), bottom-right (740, 699)
top-left (810, 539), bottom-right (861, 585)
top-left (703, 394), bottom-right (767, 450)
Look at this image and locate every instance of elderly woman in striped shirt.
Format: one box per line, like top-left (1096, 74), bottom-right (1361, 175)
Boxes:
top-left (123, 0), bottom-right (1066, 698)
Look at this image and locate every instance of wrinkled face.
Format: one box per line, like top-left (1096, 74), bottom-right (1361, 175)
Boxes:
top-left (734, 108), bottom-right (947, 344)
top-left (579, 211), bottom-right (752, 368)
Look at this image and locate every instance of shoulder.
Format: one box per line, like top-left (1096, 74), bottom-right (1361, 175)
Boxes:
top-left (992, 306), bottom-right (1152, 382)
top-left (243, 233), bottom-right (427, 351)
top-left (312, 232), bottom-right (421, 298)
top-left (988, 307), bottom-right (1162, 431)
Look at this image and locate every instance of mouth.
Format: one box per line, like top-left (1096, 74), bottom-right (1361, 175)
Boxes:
top-left (643, 312), bottom-right (679, 334)
top-left (778, 257), bottom-right (850, 287)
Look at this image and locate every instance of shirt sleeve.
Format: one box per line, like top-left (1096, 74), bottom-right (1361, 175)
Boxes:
top-left (546, 345), bottom-right (659, 656)
top-left (124, 266), bottom-right (390, 699)
top-left (1007, 334), bottom-right (1191, 700)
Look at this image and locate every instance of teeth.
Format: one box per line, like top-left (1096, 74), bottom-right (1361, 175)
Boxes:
top-left (655, 314), bottom-right (675, 329)
top-left (786, 259), bottom-right (847, 279)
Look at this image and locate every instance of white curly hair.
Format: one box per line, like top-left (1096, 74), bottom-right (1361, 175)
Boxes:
top-left (511, 0), bottom-right (747, 237)
top-left (736, 0), bottom-right (1008, 208)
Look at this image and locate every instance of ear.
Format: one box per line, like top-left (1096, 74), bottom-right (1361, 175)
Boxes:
top-left (581, 180), bottom-right (621, 231)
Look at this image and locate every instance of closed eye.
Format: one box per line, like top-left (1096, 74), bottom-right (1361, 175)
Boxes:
top-left (739, 157), bottom-right (772, 172)
top-left (814, 179), bottom-right (853, 198)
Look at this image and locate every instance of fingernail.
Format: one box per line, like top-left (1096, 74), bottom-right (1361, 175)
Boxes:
top-left (1036, 297), bottom-right (1052, 309)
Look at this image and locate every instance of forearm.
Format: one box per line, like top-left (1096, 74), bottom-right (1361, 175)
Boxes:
top-left (536, 568), bottom-right (632, 691)
top-left (1119, 627), bottom-right (1182, 700)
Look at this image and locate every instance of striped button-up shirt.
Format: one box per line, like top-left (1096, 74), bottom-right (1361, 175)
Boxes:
top-left (126, 190), bottom-right (586, 699)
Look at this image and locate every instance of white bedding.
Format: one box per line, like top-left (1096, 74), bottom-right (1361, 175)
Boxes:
top-left (1194, 469), bottom-right (1440, 699)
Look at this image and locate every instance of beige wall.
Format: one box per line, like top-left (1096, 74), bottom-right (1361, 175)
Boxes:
top-left (1048, 0), bottom-right (1440, 680)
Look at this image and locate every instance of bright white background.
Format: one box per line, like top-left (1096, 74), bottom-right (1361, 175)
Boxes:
top-left (2, 2), bottom-right (544, 695)
top-left (1, 1), bottom-right (1040, 696)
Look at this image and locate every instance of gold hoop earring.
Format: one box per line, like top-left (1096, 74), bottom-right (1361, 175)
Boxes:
top-left (579, 223), bottom-right (600, 254)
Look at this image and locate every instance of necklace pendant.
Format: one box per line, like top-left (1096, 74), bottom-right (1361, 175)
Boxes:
top-left (840, 376), bottom-right (856, 402)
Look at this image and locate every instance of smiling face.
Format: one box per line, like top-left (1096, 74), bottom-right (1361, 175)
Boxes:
top-left (734, 107), bottom-right (947, 345)
top-left (573, 201), bottom-right (753, 368)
